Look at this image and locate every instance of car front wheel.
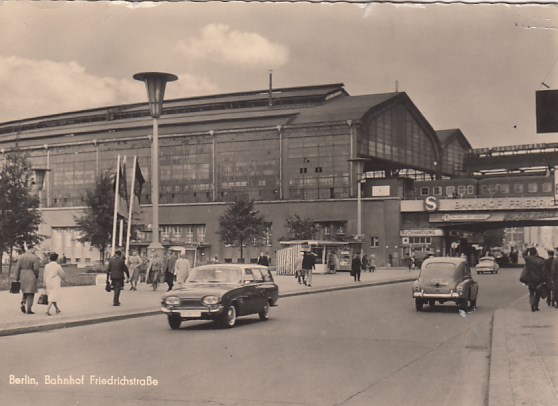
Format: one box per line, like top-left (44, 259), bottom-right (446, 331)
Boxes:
top-left (415, 299), bottom-right (424, 311)
top-left (221, 304), bottom-right (237, 328)
top-left (168, 315), bottom-right (181, 330)
top-left (259, 302), bottom-right (270, 320)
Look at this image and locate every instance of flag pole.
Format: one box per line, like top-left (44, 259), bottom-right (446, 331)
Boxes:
top-left (125, 156), bottom-right (138, 265)
top-left (111, 154), bottom-right (121, 257)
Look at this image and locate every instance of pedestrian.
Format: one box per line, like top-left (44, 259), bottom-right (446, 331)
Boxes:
top-left (351, 253), bottom-right (362, 282)
top-left (327, 251), bottom-right (338, 274)
top-left (175, 252), bottom-right (192, 288)
top-left (552, 252), bottom-right (558, 308)
top-left (146, 252), bottom-right (162, 291)
top-left (522, 247), bottom-right (546, 312)
top-left (43, 252), bottom-right (66, 316)
top-left (543, 250), bottom-right (554, 307)
top-left (369, 253), bottom-right (376, 272)
top-left (361, 254), bottom-right (369, 275)
top-left (165, 251), bottom-right (178, 291)
top-left (302, 251), bottom-right (316, 287)
top-left (15, 244), bottom-right (41, 315)
top-left (295, 251), bottom-right (306, 285)
top-left (257, 252), bottom-right (270, 266)
top-left (107, 250), bottom-right (130, 306)
top-left (404, 254), bottom-right (413, 271)
top-left (127, 250), bottom-right (142, 291)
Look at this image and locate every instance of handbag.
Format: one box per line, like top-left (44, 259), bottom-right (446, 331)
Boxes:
top-left (10, 281), bottom-right (21, 294)
top-left (37, 292), bottom-right (49, 305)
top-left (105, 279), bottom-right (112, 292)
top-left (536, 283), bottom-right (548, 299)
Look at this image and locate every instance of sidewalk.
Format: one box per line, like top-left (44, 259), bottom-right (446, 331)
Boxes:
top-left (489, 296), bottom-right (558, 406)
top-left (0, 267), bottom-right (418, 337)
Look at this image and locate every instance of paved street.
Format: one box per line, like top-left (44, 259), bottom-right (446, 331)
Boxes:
top-left (0, 266), bottom-right (555, 405)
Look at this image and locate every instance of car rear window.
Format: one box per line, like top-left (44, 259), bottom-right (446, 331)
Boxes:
top-left (187, 267), bottom-right (243, 284)
top-left (420, 262), bottom-right (458, 279)
top-left (479, 259), bottom-right (494, 265)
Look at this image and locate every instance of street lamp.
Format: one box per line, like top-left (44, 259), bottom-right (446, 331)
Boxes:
top-left (133, 72), bottom-right (178, 253)
top-left (348, 158), bottom-right (367, 238)
top-left (32, 168), bottom-right (50, 192)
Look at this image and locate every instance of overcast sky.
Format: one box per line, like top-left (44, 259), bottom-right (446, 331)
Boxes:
top-left (0, 1), bottom-right (556, 148)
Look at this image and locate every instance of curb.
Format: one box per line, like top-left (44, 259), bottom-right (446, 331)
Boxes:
top-left (0, 277), bottom-right (415, 337)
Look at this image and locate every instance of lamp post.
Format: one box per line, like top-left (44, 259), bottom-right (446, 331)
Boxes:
top-left (32, 167), bottom-right (50, 206)
top-left (348, 158), bottom-right (367, 239)
top-left (133, 72), bottom-right (178, 253)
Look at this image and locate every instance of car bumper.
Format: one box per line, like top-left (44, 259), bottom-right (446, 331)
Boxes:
top-left (413, 292), bottom-right (463, 299)
top-left (161, 305), bottom-right (224, 319)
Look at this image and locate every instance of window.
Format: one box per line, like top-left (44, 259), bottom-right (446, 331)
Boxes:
top-left (251, 268), bottom-right (264, 282)
top-left (457, 185), bottom-right (466, 196)
top-left (466, 185), bottom-right (475, 195)
top-left (542, 183), bottom-right (552, 193)
top-left (197, 225), bottom-right (206, 243)
top-left (185, 226), bottom-right (194, 243)
top-left (499, 184), bottom-right (510, 194)
top-left (244, 269), bottom-right (255, 282)
top-left (446, 186), bottom-right (456, 197)
top-left (371, 237), bottom-right (379, 248)
top-left (420, 187), bottom-right (429, 196)
top-left (433, 186), bottom-right (442, 195)
top-left (528, 183), bottom-right (538, 193)
top-left (513, 183), bottom-right (524, 194)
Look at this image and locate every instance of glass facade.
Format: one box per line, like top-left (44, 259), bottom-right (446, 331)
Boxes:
top-left (441, 138), bottom-right (467, 175)
top-left (286, 127), bottom-right (350, 200)
top-left (363, 104), bottom-right (438, 173)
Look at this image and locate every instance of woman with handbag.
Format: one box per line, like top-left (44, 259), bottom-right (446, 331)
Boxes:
top-left (43, 252), bottom-right (66, 315)
top-left (15, 245), bottom-right (41, 315)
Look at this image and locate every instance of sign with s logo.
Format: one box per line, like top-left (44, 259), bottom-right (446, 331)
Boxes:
top-left (424, 196), bottom-right (440, 212)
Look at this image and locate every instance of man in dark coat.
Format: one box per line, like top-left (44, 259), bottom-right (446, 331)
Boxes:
top-left (351, 253), bottom-right (362, 282)
top-left (164, 251), bottom-right (178, 291)
top-left (543, 251), bottom-right (554, 307)
top-left (107, 250), bottom-right (129, 306)
top-left (301, 251), bottom-right (316, 287)
top-left (522, 247), bottom-right (546, 312)
top-left (257, 252), bottom-right (270, 267)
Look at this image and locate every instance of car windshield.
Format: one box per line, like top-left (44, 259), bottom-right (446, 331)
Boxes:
top-left (420, 262), bottom-right (458, 280)
top-left (186, 267), bottom-right (243, 284)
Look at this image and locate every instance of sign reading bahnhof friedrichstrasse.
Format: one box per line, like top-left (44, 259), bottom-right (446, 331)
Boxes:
top-left (400, 196), bottom-right (556, 212)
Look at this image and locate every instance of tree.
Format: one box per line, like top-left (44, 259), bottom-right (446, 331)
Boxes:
top-left (0, 149), bottom-right (43, 275)
top-left (74, 171), bottom-right (115, 263)
top-left (218, 198), bottom-right (265, 261)
top-left (284, 214), bottom-right (317, 240)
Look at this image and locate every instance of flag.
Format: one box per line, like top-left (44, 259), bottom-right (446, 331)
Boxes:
top-left (112, 156), bottom-right (128, 218)
top-left (133, 159), bottom-right (145, 204)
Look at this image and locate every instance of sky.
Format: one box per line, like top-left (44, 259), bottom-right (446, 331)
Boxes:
top-left (0, 1), bottom-right (556, 149)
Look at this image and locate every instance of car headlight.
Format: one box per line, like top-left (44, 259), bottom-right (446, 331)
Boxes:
top-left (164, 296), bottom-right (181, 306)
top-left (202, 295), bottom-right (219, 305)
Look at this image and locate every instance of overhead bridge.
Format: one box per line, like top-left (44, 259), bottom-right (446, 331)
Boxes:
top-left (464, 143), bottom-right (558, 173)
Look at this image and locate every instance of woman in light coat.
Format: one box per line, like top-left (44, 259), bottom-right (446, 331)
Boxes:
top-left (43, 252), bottom-right (66, 316)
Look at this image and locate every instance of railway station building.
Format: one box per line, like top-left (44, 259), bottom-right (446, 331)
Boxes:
top-left (0, 83), bottom-right (473, 266)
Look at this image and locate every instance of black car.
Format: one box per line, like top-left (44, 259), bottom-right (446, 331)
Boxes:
top-left (161, 264), bottom-right (279, 329)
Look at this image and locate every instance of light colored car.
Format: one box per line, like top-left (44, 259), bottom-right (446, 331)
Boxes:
top-left (161, 264), bottom-right (279, 329)
top-left (412, 257), bottom-right (479, 311)
top-left (476, 256), bottom-right (499, 274)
